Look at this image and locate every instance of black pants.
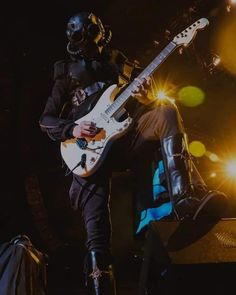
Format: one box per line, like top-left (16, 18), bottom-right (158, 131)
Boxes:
top-left (69, 103), bottom-right (200, 256)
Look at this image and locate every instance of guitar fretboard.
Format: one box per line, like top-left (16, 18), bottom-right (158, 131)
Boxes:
top-left (105, 41), bottom-right (177, 116)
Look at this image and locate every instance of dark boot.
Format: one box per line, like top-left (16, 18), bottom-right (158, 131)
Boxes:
top-left (160, 133), bottom-right (228, 220)
top-left (85, 251), bottom-right (116, 295)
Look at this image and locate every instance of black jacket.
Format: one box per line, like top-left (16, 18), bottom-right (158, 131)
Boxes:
top-left (39, 48), bottom-right (141, 141)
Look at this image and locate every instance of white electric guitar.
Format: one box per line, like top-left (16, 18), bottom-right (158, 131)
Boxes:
top-left (61, 18), bottom-right (209, 177)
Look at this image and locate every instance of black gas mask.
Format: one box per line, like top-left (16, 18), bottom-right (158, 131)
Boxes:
top-left (66, 12), bottom-right (111, 58)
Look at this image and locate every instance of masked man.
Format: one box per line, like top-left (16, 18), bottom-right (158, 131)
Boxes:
top-left (39, 12), bottom-right (228, 295)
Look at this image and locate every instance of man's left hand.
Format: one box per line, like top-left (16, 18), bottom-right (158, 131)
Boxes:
top-left (131, 77), bottom-right (153, 104)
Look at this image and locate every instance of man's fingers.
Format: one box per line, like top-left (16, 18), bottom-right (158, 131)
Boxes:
top-left (81, 130), bottom-right (96, 136)
top-left (132, 86), bottom-right (141, 93)
top-left (134, 77), bottom-right (150, 91)
top-left (87, 125), bottom-right (97, 131)
top-left (135, 77), bottom-right (150, 84)
top-left (73, 122), bottom-right (98, 138)
top-left (133, 80), bottom-right (145, 92)
top-left (80, 121), bottom-right (97, 130)
top-left (132, 93), bottom-right (143, 98)
top-left (83, 126), bottom-right (97, 132)
top-left (145, 77), bottom-right (151, 86)
top-left (82, 121), bottom-right (96, 127)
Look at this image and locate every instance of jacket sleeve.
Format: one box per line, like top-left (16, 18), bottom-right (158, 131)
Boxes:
top-left (39, 76), bottom-right (76, 142)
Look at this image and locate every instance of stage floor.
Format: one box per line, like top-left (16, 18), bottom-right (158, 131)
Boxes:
top-left (46, 249), bottom-right (236, 295)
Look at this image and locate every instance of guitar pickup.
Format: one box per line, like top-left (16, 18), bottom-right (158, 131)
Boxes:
top-left (76, 138), bottom-right (88, 149)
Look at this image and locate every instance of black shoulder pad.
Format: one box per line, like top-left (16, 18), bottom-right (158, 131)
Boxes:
top-left (53, 60), bottom-right (68, 80)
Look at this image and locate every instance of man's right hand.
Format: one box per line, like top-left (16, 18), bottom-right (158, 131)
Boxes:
top-left (72, 121), bottom-right (98, 138)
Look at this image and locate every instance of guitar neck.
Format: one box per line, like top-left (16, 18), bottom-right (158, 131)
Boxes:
top-left (105, 41), bottom-right (177, 117)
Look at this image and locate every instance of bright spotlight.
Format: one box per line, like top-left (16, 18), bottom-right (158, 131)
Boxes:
top-left (157, 91), bottom-right (167, 100)
top-left (226, 159), bottom-right (236, 178)
top-left (156, 90), bottom-right (175, 104)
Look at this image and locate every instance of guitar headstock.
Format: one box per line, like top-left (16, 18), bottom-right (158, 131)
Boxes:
top-left (173, 18), bottom-right (209, 47)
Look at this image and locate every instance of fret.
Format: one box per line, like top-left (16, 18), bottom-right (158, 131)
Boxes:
top-left (105, 41), bottom-right (176, 116)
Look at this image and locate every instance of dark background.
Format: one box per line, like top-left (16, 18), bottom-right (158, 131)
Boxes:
top-left (1, 0), bottom-right (236, 290)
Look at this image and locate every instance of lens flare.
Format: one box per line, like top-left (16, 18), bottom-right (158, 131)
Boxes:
top-left (178, 86), bottom-right (205, 107)
top-left (209, 153), bottom-right (220, 162)
top-left (189, 141), bottom-right (206, 157)
top-left (210, 172), bottom-right (217, 178)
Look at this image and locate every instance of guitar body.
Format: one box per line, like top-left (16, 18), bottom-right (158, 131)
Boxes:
top-left (60, 84), bottom-right (133, 177)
